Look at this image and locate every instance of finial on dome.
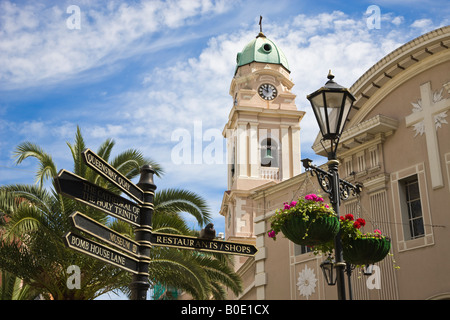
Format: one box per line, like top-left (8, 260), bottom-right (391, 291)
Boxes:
top-left (257, 15), bottom-right (266, 38)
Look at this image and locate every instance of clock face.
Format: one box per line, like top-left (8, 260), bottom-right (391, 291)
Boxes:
top-left (258, 83), bottom-right (277, 100)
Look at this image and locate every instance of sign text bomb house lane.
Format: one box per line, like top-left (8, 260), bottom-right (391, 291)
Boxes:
top-left (64, 232), bottom-right (139, 274)
top-left (82, 149), bottom-right (144, 204)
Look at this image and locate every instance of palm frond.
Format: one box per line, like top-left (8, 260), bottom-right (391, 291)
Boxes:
top-left (109, 149), bottom-right (164, 179)
top-left (96, 138), bottom-right (115, 163)
top-left (13, 142), bottom-right (57, 186)
top-left (152, 210), bottom-right (191, 234)
top-left (196, 254), bottom-right (242, 296)
top-left (0, 270), bottom-right (37, 300)
top-left (149, 248), bottom-right (208, 299)
top-left (66, 126), bottom-right (87, 178)
top-left (155, 188), bottom-right (211, 227)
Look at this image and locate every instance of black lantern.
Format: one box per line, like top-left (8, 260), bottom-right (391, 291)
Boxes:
top-left (363, 264), bottom-right (375, 276)
top-left (307, 70), bottom-right (355, 158)
top-left (320, 258), bottom-right (337, 286)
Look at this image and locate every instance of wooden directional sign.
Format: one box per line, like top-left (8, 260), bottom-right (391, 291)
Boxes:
top-left (150, 232), bottom-right (258, 257)
top-left (69, 211), bottom-right (139, 258)
top-left (82, 149), bottom-right (144, 204)
top-left (64, 232), bottom-right (139, 274)
top-left (55, 170), bottom-right (141, 227)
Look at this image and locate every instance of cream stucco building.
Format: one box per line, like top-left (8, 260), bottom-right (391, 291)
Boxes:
top-left (220, 25), bottom-right (450, 300)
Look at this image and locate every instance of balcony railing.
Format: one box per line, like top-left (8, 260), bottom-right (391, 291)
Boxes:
top-left (260, 167), bottom-right (280, 181)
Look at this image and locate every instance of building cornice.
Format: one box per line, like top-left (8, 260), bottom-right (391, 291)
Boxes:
top-left (313, 114), bottom-right (399, 157)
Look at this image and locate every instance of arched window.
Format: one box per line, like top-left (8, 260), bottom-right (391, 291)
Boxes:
top-left (231, 146), bottom-right (236, 177)
top-left (261, 138), bottom-right (278, 167)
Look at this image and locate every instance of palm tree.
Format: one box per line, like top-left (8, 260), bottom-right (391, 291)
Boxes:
top-left (0, 127), bottom-right (241, 299)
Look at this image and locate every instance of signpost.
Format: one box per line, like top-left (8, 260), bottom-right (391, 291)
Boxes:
top-left (56, 149), bottom-right (259, 300)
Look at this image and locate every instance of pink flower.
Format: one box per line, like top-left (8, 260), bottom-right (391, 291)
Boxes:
top-left (373, 229), bottom-right (382, 238)
top-left (290, 201), bottom-right (297, 208)
top-left (304, 194), bottom-right (323, 202)
top-left (283, 202), bottom-right (290, 210)
top-left (268, 230), bottom-right (276, 238)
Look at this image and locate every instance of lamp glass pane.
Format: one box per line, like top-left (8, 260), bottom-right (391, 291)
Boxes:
top-left (310, 93), bottom-right (327, 135)
top-left (324, 91), bottom-right (345, 136)
top-left (338, 94), bottom-right (353, 134)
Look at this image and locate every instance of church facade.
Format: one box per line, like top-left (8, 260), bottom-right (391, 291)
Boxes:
top-left (220, 25), bottom-right (450, 300)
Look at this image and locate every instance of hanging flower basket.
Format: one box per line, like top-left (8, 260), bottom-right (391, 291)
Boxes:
top-left (280, 214), bottom-right (339, 246)
top-left (268, 194), bottom-right (339, 246)
top-left (308, 214), bottom-right (393, 267)
top-left (338, 214), bottom-right (391, 265)
top-left (343, 235), bottom-right (391, 265)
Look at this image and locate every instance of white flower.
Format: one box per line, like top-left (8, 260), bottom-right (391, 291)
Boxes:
top-left (297, 266), bottom-right (317, 299)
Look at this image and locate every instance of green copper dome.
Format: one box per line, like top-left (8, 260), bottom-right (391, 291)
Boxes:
top-left (235, 33), bottom-right (290, 72)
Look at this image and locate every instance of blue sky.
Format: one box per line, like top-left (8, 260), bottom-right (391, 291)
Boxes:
top-left (0, 0), bottom-right (449, 271)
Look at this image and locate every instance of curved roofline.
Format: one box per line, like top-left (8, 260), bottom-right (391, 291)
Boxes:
top-left (349, 25), bottom-right (450, 122)
top-left (312, 25), bottom-right (450, 154)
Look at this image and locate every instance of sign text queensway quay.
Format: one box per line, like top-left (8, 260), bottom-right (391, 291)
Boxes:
top-left (54, 170), bottom-right (141, 226)
top-left (82, 149), bottom-right (144, 204)
top-left (150, 232), bottom-right (258, 256)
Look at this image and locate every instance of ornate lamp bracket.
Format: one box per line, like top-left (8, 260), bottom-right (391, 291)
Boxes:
top-left (301, 158), bottom-right (362, 202)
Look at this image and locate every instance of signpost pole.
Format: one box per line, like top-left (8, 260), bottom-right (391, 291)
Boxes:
top-left (130, 165), bottom-right (156, 300)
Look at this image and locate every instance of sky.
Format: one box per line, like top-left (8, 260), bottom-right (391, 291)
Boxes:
top-left (0, 0), bottom-right (449, 298)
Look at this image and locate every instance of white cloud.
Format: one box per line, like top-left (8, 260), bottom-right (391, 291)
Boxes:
top-left (0, 0), bottom-right (236, 89)
top-left (411, 18), bottom-right (433, 29)
top-left (391, 16), bottom-right (404, 26)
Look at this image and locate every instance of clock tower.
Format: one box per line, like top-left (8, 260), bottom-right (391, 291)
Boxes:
top-left (220, 28), bottom-right (305, 241)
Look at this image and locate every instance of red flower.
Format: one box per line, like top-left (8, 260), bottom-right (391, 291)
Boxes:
top-left (345, 214), bottom-right (354, 221)
top-left (356, 218), bottom-right (366, 227)
top-left (353, 218), bottom-right (366, 229)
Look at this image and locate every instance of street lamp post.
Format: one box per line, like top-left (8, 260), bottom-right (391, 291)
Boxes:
top-left (304, 71), bottom-right (361, 300)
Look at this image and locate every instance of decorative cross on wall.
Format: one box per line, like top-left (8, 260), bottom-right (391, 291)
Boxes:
top-left (405, 81), bottom-right (450, 189)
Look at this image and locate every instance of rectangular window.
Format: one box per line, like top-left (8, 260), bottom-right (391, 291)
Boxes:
top-left (344, 157), bottom-right (353, 177)
top-left (356, 152), bottom-right (365, 173)
top-left (294, 244), bottom-right (313, 255)
top-left (401, 176), bottom-right (425, 240)
top-left (369, 147), bottom-right (379, 168)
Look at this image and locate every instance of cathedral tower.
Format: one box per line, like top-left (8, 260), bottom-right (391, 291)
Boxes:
top-left (221, 28), bottom-right (305, 241)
